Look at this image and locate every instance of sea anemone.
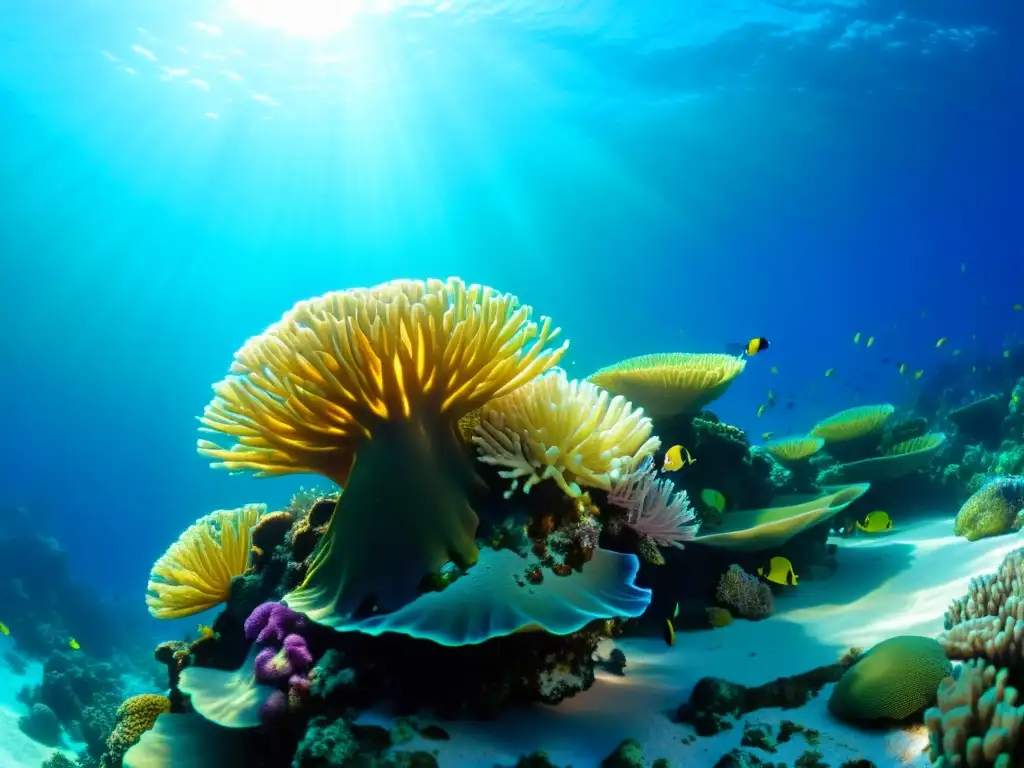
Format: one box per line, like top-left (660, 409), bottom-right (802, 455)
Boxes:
top-left (196, 278), bottom-right (567, 625)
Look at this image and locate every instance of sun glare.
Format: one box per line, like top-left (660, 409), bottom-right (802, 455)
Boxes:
top-left (229, 0), bottom-right (388, 37)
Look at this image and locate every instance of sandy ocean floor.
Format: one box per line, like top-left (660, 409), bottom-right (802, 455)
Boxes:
top-left (2, 515), bottom-right (1019, 767)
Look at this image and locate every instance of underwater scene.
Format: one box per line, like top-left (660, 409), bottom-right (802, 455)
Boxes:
top-left (1, 0), bottom-right (1022, 766)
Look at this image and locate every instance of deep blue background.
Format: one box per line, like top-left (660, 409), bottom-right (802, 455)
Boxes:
top-left (0, 0), bottom-right (1021, 633)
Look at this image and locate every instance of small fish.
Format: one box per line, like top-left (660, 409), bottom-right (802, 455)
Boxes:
top-left (251, 545), bottom-right (263, 558)
top-left (866, 336), bottom-right (875, 347)
top-left (197, 624), bottom-right (219, 641)
top-left (961, 262), bottom-right (966, 273)
top-left (757, 404), bottom-right (767, 418)
top-left (853, 332), bottom-right (861, 344)
top-left (914, 369), bottom-right (924, 379)
top-left (972, 365), bottom-right (977, 373)
top-left (673, 602), bottom-right (680, 619)
top-left (785, 401), bottom-right (795, 410)
top-left (762, 431), bottom-right (775, 441)
top-left (770, 365), bottom-right (779, 374)
top-left (1005, 350), bottom-right (1012, 359)
top-left (701, 488), bottom-right (726, 513)
top-left (726, 337), bottom-right (770, 357)
top-left (663, 444), bottom-right (686, 472)
top-left (856, 510), bottom-right (893, 533)
top-left (936, 337), bottom-right (947, 348)
top-left (1014, 304), bottom-right (1022, 311)
top-left (921, 311), bottom-right (927, 318)
top-left (0, 622), bottom-right (9, 636)
top-left (68, 638), bottom-right (80, 651)
top-left (757, 556), bottom-right (799, 586)
top-left (952, 349), bottom-right (962, 356)
top-left (898, 362), bottom-right (907, 375)
top-left (825, 368), bottom-right (835, 377)
top-left (663, 618), bottom-right (676, 647)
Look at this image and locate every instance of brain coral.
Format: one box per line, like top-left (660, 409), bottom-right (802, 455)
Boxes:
top-left (828, 635), bottom-right (951, 723)
top-left (925, 659), bottom-right (1024, 768)
top-left (197, 277), bottom-right (567, 624)
top-left (953, 476), bottom-right (1024, 542)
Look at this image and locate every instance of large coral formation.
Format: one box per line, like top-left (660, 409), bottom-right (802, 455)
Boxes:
top-left (608, 457), bottom-right (699, 549)
top-left (810, 404), bottom-right (895, 443)
top-left (953, 476), bottom-right (1024, 542)
top-left (761, 437), bottom-right (825, 464)
top-left (587, 352), bottom-right (746, 418)
top-left (827, 635), bottom-right (950, 723)
top-left (146, 504), bottom-right (265, 619)
top-left (715, 564), bottom-right (773, 620)
top-left (102, 694), bottom-right (171, 767)
top-left (473, 369), bottom-right (660, 498)
top-left (925, 660), bottom-right (1024, 767)
top-left (198, 278), bottom-right (567, 625)
top-left (818, 433), bottom-right (948, 484)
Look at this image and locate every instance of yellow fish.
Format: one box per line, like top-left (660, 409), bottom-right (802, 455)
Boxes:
top-left (914, 369), bottom-right (924, 379)
top-left (757, 556), bottom-right (799, 586)
top-left (762, 431), bottom-right (775, 441)
top-left (770, 366), bottom-right (778, 374)
top-left (757, 404), bottom-right (767, 418)
top-left (68, 638), bottom-right (80, 651)
top-left (663, 618), bottom-right (676, 647)
top-left (825, 368), bottom-right (835, 377)
top-left (898, 362), bottom-right (907, 375)
top-left (701, 488), bottom-right (726, 513)
top-left (936, 338), bottom-right (947, 348)
top-left (663, 444), bottom-right (685, 472)
top-left (0, 622), bottom-right (9, 637)
top-left (197, 624), bottom-right (218, 641)
top-left (853, 332), bottom-right (861, 344)
top-left (856, 510), bottom-right (893, 533)
top-left (866, 336), bottom-right (875, 348)
top-left (767, 389), bottom-right (776, 404)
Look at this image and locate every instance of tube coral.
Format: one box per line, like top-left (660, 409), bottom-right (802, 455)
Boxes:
top-left (197, 278), bottom-right (567, 624)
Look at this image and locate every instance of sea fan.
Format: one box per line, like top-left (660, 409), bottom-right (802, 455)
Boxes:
top-left (608, 457), bottom-right (699, 548)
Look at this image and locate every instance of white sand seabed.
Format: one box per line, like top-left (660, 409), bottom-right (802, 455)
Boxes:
top-left (0, 517), bottom-right (1019, 768)
top-left (365, 517), bottom-right (1022, 767)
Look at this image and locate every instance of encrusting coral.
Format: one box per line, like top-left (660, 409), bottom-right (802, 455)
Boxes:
top-left (953, 476), bottom-right (1024, 542)
top-left (197, 277), bottom-right (568, 624)
top-left (146, 504), bottom-right (265, 619)
top-left (924, 659), bottom-right (1024, 767)
top-left (473, 369), bottom-right (660, 499)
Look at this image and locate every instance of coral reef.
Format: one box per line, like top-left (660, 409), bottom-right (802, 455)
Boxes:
top-left (101, 694), bottom-right (171, 767)
top-left (715, 565), bottom-right (774, 620)
top-left (953, 476), bottom-right (1024, 541)
top-left (17, 702), bottom-right (61, 746)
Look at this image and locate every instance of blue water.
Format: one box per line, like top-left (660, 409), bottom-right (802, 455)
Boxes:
top-left (1, 0), bottom-right (1021, 638)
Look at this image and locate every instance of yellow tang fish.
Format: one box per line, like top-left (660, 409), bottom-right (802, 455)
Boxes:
top-left (68, 638), bottom-right (80, 651)
top-left (0, 622), bottom-right (9, 636)
top-left (758, 556), bottom-right (799, 586)
top-left (756, 404), bottom-right (767, 418)
top-left (856, 510), bottom-right (893, 533)
top-left (914, 369), bottom-right (924, 379)
top-left (701, 488), bottom-right (726, 513)
top-left (663, 444), bottom-right (686, 472)
top-left (866, 336), bottom-right (875, 347)
top-left (853, 332), bottom-right (861, 344)
top-left (936, 338), bottom-right (947, 348)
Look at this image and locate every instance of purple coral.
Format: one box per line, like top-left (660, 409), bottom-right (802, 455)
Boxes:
top-left (244, 601), bottom-right (307, 645)
top-left (609, 457), bottom-right (699, 548)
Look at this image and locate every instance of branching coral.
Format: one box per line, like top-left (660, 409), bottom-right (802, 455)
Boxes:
top-left (939, 547), bottom-right (1024, 668)
top-left (196, 278), bottom-right (567, 624)
top-left (607, 457), bottom-right (699, 549)
top-left (716, 564), bottom-right (773, 620)
top-left (925, 660), bottom-right (1024, 767)
top-left (472, 370), bottom-right (659, 499)
top-left (146, 504), bottom-right (265, 619)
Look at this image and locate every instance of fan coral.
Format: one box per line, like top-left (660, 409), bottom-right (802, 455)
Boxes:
top-left (716, 564), bottom-right (773, 620)
top-left (607, 457), bottom-right (699, 548)
top-left (146, 504), bottom-right (264, 619)
top-left (939, 547), bottom-right (1024, 668)
top-left (104, 694), bottom-right (171, 765)
top-left (925, 660), bottom-right (1024, 767)
top-left (587, 352), bottom-right (746, 418)
top-left (809, 404), bottom-right (895, 443)
top-left (954, 476), bottom-right (1024, 542)
top-left (197, 278), bottom-right (567, 624)
top-left (472, 370), bottom-right (660, 498)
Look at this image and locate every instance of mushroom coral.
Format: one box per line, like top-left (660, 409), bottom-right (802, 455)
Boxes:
top-left (809, 404), bottom-right (895, 443)
top-left (197, 278), bottom-right (567, 625)
top-left (146, 504), bottom-right (265, 619)
top-left (586, 353), bottom-right (746, 418)
top-left (473, 370), bottom-right (660, 498)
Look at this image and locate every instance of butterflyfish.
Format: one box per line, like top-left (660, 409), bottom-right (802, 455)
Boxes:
top-left (726, 337), bottom-right (770, 357)
top-left (663, 618), bottom-right (676, 647)
top-left (663, 444), bottom-right (686, 472)
top-left (856, 510), bottom-right (893, 533)
top-left (701, 488), bottom-right (726, 513)
top-left (68, 638), bottom-right (80, 651)
top-left (0, 622), bottom-right (9, 636)
top-left (866, 336), bottom-right (875, 347)
top-left (757, 556), bottom-right (799, 586)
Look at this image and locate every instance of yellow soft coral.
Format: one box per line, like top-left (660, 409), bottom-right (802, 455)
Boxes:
top-left (198, 278), bottom-right (568, 625)
top-left (105, 694), bottom-right (171, 765)
top-left (146, 504), bottom-right (264, 619)
top-left (473, 370), bottom-right (660, 498)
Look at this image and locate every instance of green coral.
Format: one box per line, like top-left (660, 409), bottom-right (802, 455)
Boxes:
top-left (827, 636), bottom-right (950, 723)
top-left (953, 477), bottom-right (1024, 542)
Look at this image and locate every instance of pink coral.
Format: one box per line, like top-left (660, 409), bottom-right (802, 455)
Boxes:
top-left (716, 564), bottom-right (774, 620)
top-left (608, 457), bottom-right (699, 548)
